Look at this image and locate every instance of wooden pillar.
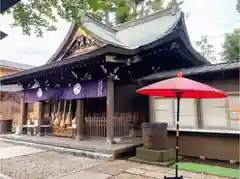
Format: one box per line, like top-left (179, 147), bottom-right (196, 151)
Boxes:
top-left (76, 100), bottom-right (84, 140)
top-left (38, 102), bottom-right (44, 123)
top-left (33, 102), bottom-right (39, 119)
top-left (19, 95), bottom-right (28, 126)
top-left (196, 99), bottom-right (203, 128)
top-left (106, 77), bottom-right (115, 144)
top-left (49, 101), bottom-right (52, 118)
top-left (149, 96), bottom-right (154, 122)
top-left (19, 94), bottom-right (28, 134)
top-left (35, 102), bottom-right (44, 135)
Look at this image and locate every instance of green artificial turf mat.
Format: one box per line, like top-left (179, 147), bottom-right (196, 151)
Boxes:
top-left (175, 162), bottom-right (240, 178)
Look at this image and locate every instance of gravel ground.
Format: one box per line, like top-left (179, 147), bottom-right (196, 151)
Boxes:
top-left (0, 151), bottom-right (101, 179)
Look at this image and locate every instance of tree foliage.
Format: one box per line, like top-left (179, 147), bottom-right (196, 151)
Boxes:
top-left (221, 28), bottom-right (240, 62)
top-left (114, 0), bottom-right (166, 24)
top-left (195, 36), bottom-right (217, 63)
top-left (3, 0), bottom-right (181, 37)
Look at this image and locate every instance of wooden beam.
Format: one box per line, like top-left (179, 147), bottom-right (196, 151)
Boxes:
top-left (149, 96), bottom-right (154, 122)
top-left (106, 77), bottom-right (115, 144)
top-left (196, 99), bottom-right (203, 129)
top-left (39, 102), bottom-right (44, 122)
top-left (37, 102), bottom-right (44, 135)
top-left (49, 101), bottom-right (52, 118)
top-left (76, 100), bottom-right (84, 140)
top-left (19, 94), bottom-right (28, 133)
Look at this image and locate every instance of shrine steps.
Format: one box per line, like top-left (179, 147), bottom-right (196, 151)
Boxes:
top-left (0, 137), bottom-right (115, 161)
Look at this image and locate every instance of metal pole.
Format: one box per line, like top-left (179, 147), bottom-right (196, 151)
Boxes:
top-left (175, 95), bottom-right (180, 178)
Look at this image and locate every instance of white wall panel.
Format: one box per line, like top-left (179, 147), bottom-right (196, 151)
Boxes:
top-left (201, 98), bottom-right (228, 129)
top-left (173, 98), bottom-right (198, 128)
top-left (154, 98), bottom-right (174, 127)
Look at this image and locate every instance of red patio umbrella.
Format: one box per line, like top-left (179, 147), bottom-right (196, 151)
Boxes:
top-left (136, 72), bottom-right (227, 179)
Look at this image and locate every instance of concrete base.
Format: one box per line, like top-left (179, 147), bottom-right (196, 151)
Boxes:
top-left (136, 147), bottom-right (175, 162)
top-left (129, 147), bottom-right (181, 167)
top-left (129, 156), bottom-right (176, 167)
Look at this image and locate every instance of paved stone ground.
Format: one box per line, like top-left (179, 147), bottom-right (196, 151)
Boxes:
top-left (0, 141), bottom-right (233, 179)
top-left (60, 160), bottom-right (232, 179)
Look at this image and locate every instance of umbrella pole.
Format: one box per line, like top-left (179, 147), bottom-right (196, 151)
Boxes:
top-left (175, 95), bottom-right (181, 178)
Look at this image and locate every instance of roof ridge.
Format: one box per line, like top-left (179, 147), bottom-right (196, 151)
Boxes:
top-left (84, 13), bottom-right (117, 33)
top-left (179, 60), bottom-right (239, 70)
top-left (158, 61), bottom-right (239, 74)
top-left (139, 61), bottom-right (239, 81)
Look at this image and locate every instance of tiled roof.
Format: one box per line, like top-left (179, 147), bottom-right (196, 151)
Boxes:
top-left (83, 8), bottom-right (182, 49)
top-left (139, 61), bottom-right (239, 81)
top-left (46, 6), bottom-right (208, 66)
top-left (0, 60), bottom-right (35, 70)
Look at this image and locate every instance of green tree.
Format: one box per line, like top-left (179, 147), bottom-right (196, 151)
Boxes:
top-left (3, 0), bottom-right (180, 37)
top-left (195, 35), bottom-right (217, 63)
top-left (104, 0), bottom-right (167, 24)
top-left (167, 0), bottom-right (178, 8)
top-left (4, 0), bottom-right (116, 37)
top-left (221, 28), bottom-right (240, 62)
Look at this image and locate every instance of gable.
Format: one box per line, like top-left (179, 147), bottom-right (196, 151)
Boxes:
top-left (63, 27), bottom-right (105, 58)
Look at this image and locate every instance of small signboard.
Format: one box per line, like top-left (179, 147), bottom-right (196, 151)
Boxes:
top-left (229, 108), bottom-right (240, 120)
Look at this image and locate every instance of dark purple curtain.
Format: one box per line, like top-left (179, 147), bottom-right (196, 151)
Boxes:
top-left (24, 88), bottom-right (61, 103)
top-left (60, 79), bottom-right (107, 100)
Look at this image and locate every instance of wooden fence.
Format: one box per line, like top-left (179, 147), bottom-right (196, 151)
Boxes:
top-left (84, 112), bottom-right (146, 138)
top-left (84, 117), bottom-right (107, 137)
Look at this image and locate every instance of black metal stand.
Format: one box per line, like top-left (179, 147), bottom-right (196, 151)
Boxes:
top-left (165, 93), bottom-right (183, 179)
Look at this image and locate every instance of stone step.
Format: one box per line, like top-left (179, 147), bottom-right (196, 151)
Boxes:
top-left (0, 137), bottom-right (115, 161)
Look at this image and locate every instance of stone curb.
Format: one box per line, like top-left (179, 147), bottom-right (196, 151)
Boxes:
top-left (0, 138), bottom-right (115, 161)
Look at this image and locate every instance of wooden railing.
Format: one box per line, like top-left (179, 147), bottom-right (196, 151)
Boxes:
top-left (84, 112), bottom-right (147, 138)
top-left (113, 116), bottom-right (132, 137)
top-left (84, 117), bottom-right (107, 137)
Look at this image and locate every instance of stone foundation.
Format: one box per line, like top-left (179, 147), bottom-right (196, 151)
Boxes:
top-left (136, 147), bottom-right (175, 162)
top-left (129, 147), bottom-right (177, 166)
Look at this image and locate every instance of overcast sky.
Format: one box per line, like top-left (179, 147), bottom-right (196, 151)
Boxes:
top-left (0, 0), bottom-right (239, 66)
